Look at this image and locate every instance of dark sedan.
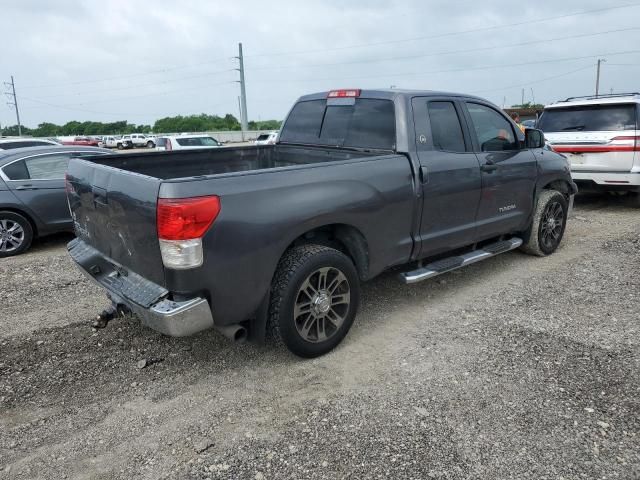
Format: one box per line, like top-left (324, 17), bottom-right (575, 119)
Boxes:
top-left (0, 145), bottom-right (109, 256)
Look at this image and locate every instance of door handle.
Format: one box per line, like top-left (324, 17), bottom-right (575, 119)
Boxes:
top-left (15, 185), bottom-right (38, 191)
top-left (419, 166), bottom-right (428, 184)
top-left (480, 163), bottom-right (498, 173)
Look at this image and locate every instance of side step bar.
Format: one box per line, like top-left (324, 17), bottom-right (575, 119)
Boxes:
top-left (400, 237), bottom-right (523, 284)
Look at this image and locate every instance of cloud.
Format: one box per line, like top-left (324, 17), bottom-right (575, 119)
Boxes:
top-left (1, 0), bottom-right (638, 128)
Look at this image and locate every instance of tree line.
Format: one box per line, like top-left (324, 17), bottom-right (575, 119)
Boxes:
top-left (0, 114), bottom-right (282, 137)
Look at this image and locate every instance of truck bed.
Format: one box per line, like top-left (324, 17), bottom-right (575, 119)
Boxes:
top-left (91, 144), bottom-right (380, 180)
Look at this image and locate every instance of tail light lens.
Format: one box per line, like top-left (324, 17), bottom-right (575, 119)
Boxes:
top-left (157, 196), bottom-right (221, 269)
top-left (166, 138), bottom-right (173, 151)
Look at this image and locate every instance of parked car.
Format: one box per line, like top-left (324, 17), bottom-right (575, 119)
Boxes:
top-left (538, 93), bottom-right (639, 202)
top-left (155, 134), bottom-right (222, 151)
top-left (255, 131), bottom-right (278, 145)
top-left (0, 145), bottom-right (109, 256)
top-left (61, 136), bottom-right (103, 147)
top-left (121, 134), bottom-right (155, 149)
top-left (67, 88), bottom-right (576, 357)
top-left (0, 138), bottom-right (60, 150)
top-left (522, 119), bottom-right (536, 128)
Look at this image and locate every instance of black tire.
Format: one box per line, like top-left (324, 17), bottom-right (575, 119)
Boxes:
top-left (117, 143), bottom-right (123, 150)
top-left (146, 141), bottom-right (154, 148)
top-left (520, 190), bottom-right (568, 257)
top-left (0, 211), bottom-right (33, 257)
top-left (269, 245), bottom-right (360, 358)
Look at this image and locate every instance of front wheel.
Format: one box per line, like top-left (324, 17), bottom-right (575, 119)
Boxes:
top-left (520, 189), bottom-right (568, 256)
top-left (146, 141), bottom-right (154, 148)
top-left (269, 245), bottom-right (360, 358)
top-left (117, 143), bottom-right (123, 150)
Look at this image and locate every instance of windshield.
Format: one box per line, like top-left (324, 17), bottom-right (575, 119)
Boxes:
top-left (538, 104), bottom-right (637, 132)
top-left (256, 134), bottom-right (270, 141)
top-left (175, 137), bottom-right (220, 147)
top-left (279, 98), bottom-right (396, 150)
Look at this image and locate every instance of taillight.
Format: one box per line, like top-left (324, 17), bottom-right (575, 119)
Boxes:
top-left (166, 138), bottom-right (172, 151)
top-left (611, 136), bottom-right (640, 151)
top-left (64, 173), bottom-right (74, 194)
top-left (327, 89), bottom-right (361, 98)
top-left (157, 196), bottom-right (221, 269)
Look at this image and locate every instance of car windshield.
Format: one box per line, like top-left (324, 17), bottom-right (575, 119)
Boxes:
top-left (256, 134), bottom-right (270, 141)
top-left (538, 104), bottom-right (637, 132)
top-left (175, 137), bottom-right (220, 147)
top-left (279, 98), bottom-right (396, 150)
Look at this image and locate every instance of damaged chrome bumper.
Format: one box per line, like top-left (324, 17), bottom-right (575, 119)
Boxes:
top-left (68, 238), bottom-right (214, 337)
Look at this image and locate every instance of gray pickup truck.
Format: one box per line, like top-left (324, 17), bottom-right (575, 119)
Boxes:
top-left (67, 89), bottom-right (576, 357)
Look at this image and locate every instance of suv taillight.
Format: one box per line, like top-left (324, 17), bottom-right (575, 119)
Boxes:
top-left (611, 136), bottom-right (640, 151)
top-left (156, 196), bottom-right (221, 269)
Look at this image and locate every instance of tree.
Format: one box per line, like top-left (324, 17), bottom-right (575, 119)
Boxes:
top-left (510, 102), bottom-right (545, 109)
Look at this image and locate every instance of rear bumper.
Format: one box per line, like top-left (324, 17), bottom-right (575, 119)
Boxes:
top-left (68, 238), bottom-right (214, 337)
top-left (571, 170), bottom-right (640, 187)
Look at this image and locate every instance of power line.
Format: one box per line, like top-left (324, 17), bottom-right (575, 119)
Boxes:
top-left (19, 80), bottom-right (236, 108)
top-left (34, 69), bottom-right (236, 100)
top-left (246, 3), bottom-right (640, 58)
top-left (247, 27), bottom-right (640, 71)
top-left (250, 49), bottom-right (640, 84)
top-left (19, 55), bottom-right (236, 90)
top-left (471, 65), bottom-right (596, 95)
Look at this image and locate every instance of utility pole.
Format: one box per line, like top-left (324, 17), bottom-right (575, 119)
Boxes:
top-left (530, 88), bottom-right (535, 105)
top-left (3, 76), bottom-right (22, 136)
top-left (234, 43), bottom-right (249, 141)
top-left (521, 88), bottom-right (525, 105)
top-left (595, 59), bottom-right (606, 98)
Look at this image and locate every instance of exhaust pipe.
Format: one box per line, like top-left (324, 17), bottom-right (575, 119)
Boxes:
top-left (215, 324), bottom-right (248, 343)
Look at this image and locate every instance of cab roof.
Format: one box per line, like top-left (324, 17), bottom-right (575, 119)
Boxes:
top-left (297, 88), bottom-right (489, 103)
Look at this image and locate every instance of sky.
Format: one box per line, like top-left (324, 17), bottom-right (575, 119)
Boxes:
top-left (1, 0), bottom-right (639, 128)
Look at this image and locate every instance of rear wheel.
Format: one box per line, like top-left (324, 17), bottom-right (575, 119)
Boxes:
top-left (117, 143), bottom-right (123, 150)
top-left (269, 245), bottom-right (360, 358)
top-left (146, 141), bottom-right (154, 148)
top-left (0, 211), bottom-right (33, 257)
top-left (520, 190), bottom-right (568, 256)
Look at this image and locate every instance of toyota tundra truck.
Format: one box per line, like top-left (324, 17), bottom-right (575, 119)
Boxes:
top-left (66, 89), bottom-right (576, 357)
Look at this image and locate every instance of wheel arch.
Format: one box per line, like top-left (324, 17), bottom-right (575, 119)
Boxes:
top-left (283, 223), bottom-right (370, 281)
top-left (0, 207), bottom-right (38, 236)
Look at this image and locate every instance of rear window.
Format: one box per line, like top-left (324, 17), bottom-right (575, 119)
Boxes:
top-left (156, 137), bottom-right (167, 147)
top-left (280, 98), bottom-right (396, 150)
top-left (256, 134), bottom-right (270, 141)
top-left (175, 137), bottom-right (220, 147)
top-left (538, 104), bottom-right (637, 132)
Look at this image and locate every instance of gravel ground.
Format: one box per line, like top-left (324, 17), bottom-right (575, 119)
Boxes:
top-left (1, 193), bottom-right (639, 479)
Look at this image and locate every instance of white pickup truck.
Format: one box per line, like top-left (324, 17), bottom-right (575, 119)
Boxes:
top-left (121, 134), bottom-right (155, 149)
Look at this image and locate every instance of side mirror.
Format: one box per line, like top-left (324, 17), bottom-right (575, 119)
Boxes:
top-left (525, 128), bottom-right (545, 149)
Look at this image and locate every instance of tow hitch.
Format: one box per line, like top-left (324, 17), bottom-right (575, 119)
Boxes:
top-left (92, 298), bottom-right (131, 329)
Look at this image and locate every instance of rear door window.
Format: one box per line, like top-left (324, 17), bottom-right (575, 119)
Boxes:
top-left (427, 101), bottom-right (467, 152)
top-left (25, 154), bottom-right (70, 179)
top-left (280, 98), bottom-right (396, 150)
top-left (538, 104), bottom-right (637, 132)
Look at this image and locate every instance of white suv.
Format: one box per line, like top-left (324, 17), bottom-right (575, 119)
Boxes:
top-left (538, 93), bottom-right (639, 198)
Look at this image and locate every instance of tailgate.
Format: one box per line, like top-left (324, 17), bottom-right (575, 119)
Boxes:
top-left (66, 157), bottom-right (165, 286)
